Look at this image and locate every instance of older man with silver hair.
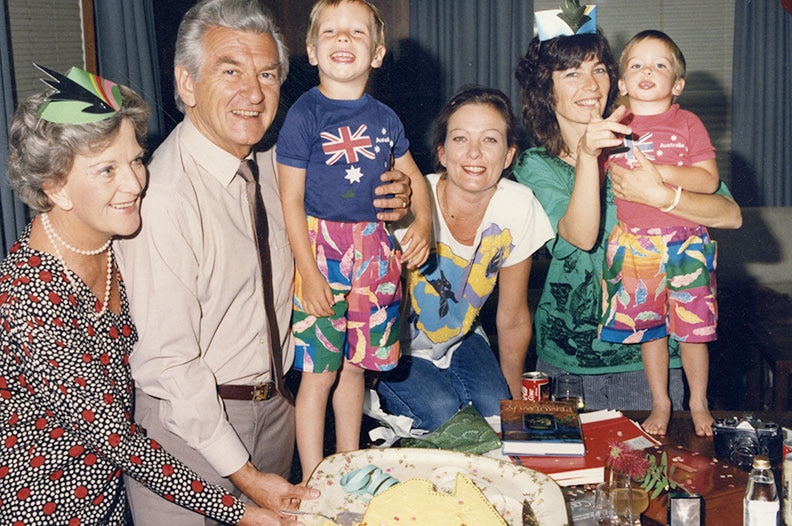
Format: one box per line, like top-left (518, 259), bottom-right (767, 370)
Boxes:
top-left (118, 0), bottom-right (411, 524)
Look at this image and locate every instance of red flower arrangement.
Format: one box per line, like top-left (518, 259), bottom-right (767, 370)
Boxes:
top-left (606, 440), bottom-right (649, 479)
top-left (606, 440), bottom-right (678, 499)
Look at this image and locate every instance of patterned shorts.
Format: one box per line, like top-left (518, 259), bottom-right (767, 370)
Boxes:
top-left (599, 222), bottom-right (717, 344)
top-left (292, 217), bottom-right (401, 373)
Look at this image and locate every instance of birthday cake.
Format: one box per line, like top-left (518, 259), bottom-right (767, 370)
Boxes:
top-left (360, 472), bottom-right (507, 525)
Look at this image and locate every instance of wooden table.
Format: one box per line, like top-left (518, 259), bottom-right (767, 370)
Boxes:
top-left (626, 410), bottom-right (792, 456)
top-left (621, 410), bottom-right (792, 526)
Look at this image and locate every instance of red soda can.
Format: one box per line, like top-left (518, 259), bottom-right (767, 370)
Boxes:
top-left (521, 371), bottom-right (550, 402)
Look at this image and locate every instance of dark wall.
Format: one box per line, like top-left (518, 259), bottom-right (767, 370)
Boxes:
top-left (152, 0), bottom-right (416, 158)
top-left (152, 0), bottom-right (194, 140)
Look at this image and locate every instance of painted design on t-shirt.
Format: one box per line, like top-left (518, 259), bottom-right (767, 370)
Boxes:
top-left (320, 124), bottom-right (395, 199)
top-left (612, 130), bottom-right (691, 169)
top-left (321, 124), bottom-right (376, 165)
top-left (410, 223), bottom-right (514, 345)
top-left (611, 132), bottom-right (655, 167)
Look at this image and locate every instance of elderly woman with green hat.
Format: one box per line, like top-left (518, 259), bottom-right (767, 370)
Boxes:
top-left (0, 65), bottom-right (310, 525)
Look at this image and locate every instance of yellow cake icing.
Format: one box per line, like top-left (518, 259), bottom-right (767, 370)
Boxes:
top-left (360, 472), bottom-right (507, 525)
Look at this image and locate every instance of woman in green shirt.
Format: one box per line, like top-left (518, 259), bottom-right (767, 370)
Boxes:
top-left (512, 28), bottom-right (741, 419)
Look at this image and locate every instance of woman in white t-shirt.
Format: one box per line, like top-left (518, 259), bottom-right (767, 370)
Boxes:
top-left (375, 86), bottom-right (554, 432)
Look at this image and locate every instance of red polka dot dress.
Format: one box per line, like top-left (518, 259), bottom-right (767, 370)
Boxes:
top-left (0, 224), bottom-right (245, 525)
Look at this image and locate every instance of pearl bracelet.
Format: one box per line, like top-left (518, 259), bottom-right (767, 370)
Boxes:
top-left (659, 185), bottom-right (683, 213)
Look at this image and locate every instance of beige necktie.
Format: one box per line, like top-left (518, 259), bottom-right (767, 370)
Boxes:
top-left (237, 159), bottom-right (293, 403)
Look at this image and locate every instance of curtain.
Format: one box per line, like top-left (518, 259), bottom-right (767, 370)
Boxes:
top-left (0, 0), bottom-right (27, 253)
top-left (93, 0), bottom-right (165, 148)
top-left (731, 1), bottom-right (792, 206)
top-left (388, 0), bottom-right (532, 172)
top-left (409, 0), bottom-right (533, 111)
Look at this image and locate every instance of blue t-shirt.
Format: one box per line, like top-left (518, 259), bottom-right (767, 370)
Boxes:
top-left (276, 87), bottom-right (410, 222)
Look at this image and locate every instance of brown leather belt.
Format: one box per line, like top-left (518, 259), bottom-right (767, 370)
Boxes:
top-left (217, 382), bottom-right (277, 402)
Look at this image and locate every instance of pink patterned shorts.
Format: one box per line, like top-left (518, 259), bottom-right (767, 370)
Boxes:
top-left (292, 217), bottom-right (402, 372)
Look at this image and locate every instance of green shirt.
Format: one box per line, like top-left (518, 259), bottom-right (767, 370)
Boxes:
top-left (513, 147), bottom-right (683, 374)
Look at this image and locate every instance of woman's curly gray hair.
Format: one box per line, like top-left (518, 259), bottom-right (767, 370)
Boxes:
top-left (6, 84), bottom-right (149, 212)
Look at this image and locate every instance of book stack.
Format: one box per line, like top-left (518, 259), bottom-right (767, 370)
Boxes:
top-left (510, 409), bottom-right (659, 486)
top-left (508, 411), bottom-right (750, 524)
top-left (499, 399), bottom-right (585, 457)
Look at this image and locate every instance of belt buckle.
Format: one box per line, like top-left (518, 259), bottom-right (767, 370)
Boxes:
top-left (252, 382), bottom-right (272, 401)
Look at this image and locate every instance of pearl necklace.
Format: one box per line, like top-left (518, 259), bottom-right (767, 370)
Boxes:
top-left (40, 212), bottom-right (112, 255)
top-left (40, 212), bottom-right (114, 317)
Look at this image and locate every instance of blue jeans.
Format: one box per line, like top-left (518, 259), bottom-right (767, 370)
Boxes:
top-left (375, 332), bottom-right (511, 432)
top-left (535, 358), bottom-right (684, 411)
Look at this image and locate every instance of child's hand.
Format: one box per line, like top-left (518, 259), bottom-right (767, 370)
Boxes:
top-left (298, 268), bottom-right (336, 318)
top-left (399, 216), bottom-right (432, 269)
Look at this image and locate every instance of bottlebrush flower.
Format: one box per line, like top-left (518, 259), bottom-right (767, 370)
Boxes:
top-left (606, 440), bottom-right (650, 479)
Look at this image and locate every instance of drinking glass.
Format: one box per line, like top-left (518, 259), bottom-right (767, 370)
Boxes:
top-left (609, 471), bottom-right (649, 524)
top-left (553, 373), bottom-right (585, 411)
top-left (595, 479), bottom-right (634, 525)
top-left (629, 487), bottom-right (649, 525)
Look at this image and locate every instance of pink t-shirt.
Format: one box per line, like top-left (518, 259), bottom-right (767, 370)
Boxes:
top-left (610, 104), bottom-right (715, 229)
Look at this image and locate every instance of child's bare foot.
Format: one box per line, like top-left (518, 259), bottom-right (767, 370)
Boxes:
top-left (641, 406), bottom-right (671, 436)
top-left (690, 405), bottom-right (714, 437)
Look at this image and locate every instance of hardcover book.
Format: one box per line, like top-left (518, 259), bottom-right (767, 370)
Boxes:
top-left (500, 400), bottom-right (585, 456)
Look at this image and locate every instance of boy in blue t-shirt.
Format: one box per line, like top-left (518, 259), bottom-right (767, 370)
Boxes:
top-left (277, 0), bottom-right (431, 481)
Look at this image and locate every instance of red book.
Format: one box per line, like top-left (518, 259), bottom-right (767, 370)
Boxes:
top-left (512, 410), bottom-right (660, 486)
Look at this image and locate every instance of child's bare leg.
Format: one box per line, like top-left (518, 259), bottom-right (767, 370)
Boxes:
top-left (332, 359), bottom-right (365, 453)
top-left (641, 338), bottom-right (672, 436)
top-left (680, 342), bottom-right (714, 436)
top-left (296, 370), bottom-right (337, 483)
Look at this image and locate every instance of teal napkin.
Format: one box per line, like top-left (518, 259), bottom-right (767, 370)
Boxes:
top-left (399, 404), bottom-right (501, 454)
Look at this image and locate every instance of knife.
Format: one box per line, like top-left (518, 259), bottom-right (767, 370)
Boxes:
top-left (522, 498), bottom-right (540, 526)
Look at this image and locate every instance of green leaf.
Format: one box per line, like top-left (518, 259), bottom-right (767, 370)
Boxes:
top-left (637, 450), bottom-right (678, 502)
top-left (651, 485), bottom-right (664, 500)
top-left (556, 0), bottom-right (592, 33)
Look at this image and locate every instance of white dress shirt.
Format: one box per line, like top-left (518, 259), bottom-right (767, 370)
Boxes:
top-left (117, 116), bottom-right (294, 476)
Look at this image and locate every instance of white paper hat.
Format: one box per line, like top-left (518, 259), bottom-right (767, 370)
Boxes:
top-left (535, 2), bottom-right (597, 42)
